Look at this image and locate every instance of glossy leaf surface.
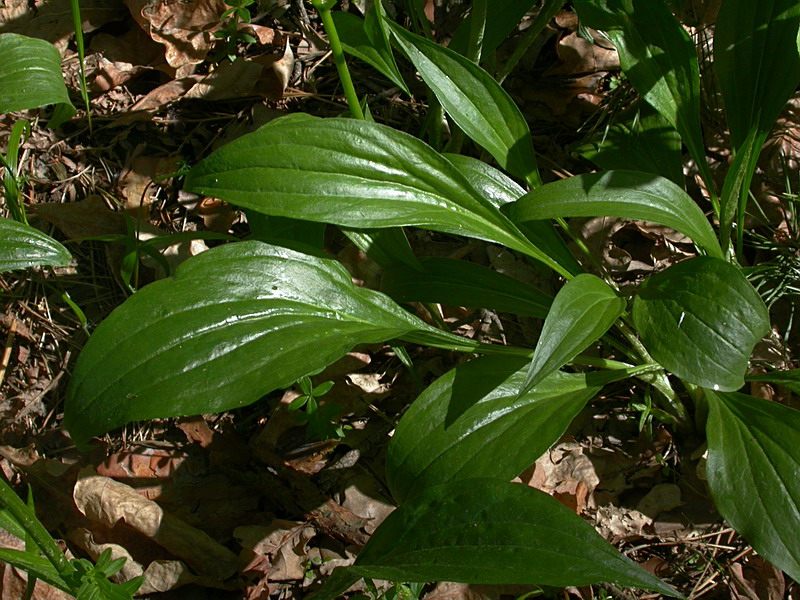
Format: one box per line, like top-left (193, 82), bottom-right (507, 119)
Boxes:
top-left (332, 6), bottom-right (409, 94)
top-left (714, 0), bottom-right (800, 148)
top-left (353, 479), bottom-right (681, 597)
top-left (575, 102), bottom-right (683, 186)
top-left (632, 257), bottom-right (768, 391)
top-left (746, 369), bottom-right (800, 394)
top-left (445, 153), bottom-right (582, 275)
top-left (521, 274), bottom-right (625, 395)
top-left (0, 549), bottom-right (69, 593)
top-left (63, 242), bottom-right (496, 447)
top-left (706, 391), bottom-right (800, 581)
top-left (573, 0), bottom-right (707, 184)
top-left (508, 170), bottom-right (723, 258)
top-left (184, 114), bottom-right (564, 274)
top-left (0, 217), bottom-right (71, 271)
top-left (381, 256), bottom-right (552, 318)
top-left (387, 21), bottom-right (540, 186)
top-left (0, 33), bottom-right (76, 126)
top-left (386, 357), bottom-right (600, 504)
top-left (449, 0), bottom-right (540, 56)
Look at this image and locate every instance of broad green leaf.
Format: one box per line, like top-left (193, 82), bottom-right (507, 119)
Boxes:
top-left (632, 257), bottom-right (769, 391)
top-left (332, 8), bottom-right (410, 94)
top-left (0, 217), bottom-right (71, 271)
top-left (352, 479), bottom-right (681, 597)
top-left (573, 0), bottom-right (711, 191)
top-left (507, 170), bottom-right (723, 259)
top-left (0, 549), bottom-right (70, 593)
top-left (0, 33), bottom-right (76, 127)
top-left (386, 21), bottom-right (541, 186)
top-left (386, 356), bottom-right (600, 504)
top-left (746, 369), bottom-right (800, 395)
top-left (575, 101), bottom-right (683, 186)
top-left (445, 153), bottom-right (582, 275)
top-left (714, 1), bottom-right (800, 149)
top-left (706, 391), bottom-right (800, 581)
top-left (341, 227), bottom-right (421, 270)
top-left (184, 114), bottom-right (569, 277)
top-left (63, 242), bottom-right (528, 447)
top-left (521, 274), bottom-right (624, 394)
top-left (381, 256), bottom-right (552, 318)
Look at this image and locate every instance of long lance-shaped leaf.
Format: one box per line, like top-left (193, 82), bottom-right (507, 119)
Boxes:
top-left (63, 242), bottom-right (529, 447)
top-left (632, 257), bottom-right (768, 392)
top-left (184, 114), bottom-right (569, 277)
top-left (714, 0), bottom-right (800, 149)
top-left (386, 356), bottom-right (601, 504)
top-left (520, 274), bottom-right (625, 395)
top-left (706, 390), bottom-right (800, 581)
top-left (746, 368), bottom-right (800, 394)
top-left (351, 479), bottom-right (682, 597)
top-left (0, 33), bottom-right (76, 127)
top-left (445, 153), bottom-right (582, 275)
top-left (507, 170), bottom-right (723, 259)
top-left (381, 256), bottom-right (552, 319)
top-left (448, 0), bottom-right (539, 57)
top-left (332, 3), bottom-right (410, 94)
top-left (386, 21), bottom-right (541, 187)
top-left (0, 217), bottom-right (71, 271)
top-left (573, 0), bottom-right (712, 195)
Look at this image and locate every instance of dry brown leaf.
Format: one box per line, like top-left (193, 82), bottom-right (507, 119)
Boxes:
top-left (729, 556), bottom-right (786, 600)
top-left (524, 441), bottom-right (601, 513)
top-left (592, 505), bottom-right (651, 544)
top-left (115, 76), bottom-right (202, 125)
top-left (635, 483), bottom-right (682, 520)
top-left (184, 59), bottom-right (265, 101)
top-left (33, 195), bottom-right (125, 240)
top-left (73, 466), bottom-right (238, 579)
top-left (117, 154), bottom-right (182, 212)
top-left (0, 0), bottom-right (126, 53)
top-left (547, 30), bottom-right (619, 76)
top-left (235, 520), bottom-right (316, 581)
top-left (124, 0), bottom-right (227, 68)
top-left (338, 472), bottom-right (395, 535)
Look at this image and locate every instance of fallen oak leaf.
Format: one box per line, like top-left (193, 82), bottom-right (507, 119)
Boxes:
top-left (73, 466), bottom-right (238, 580)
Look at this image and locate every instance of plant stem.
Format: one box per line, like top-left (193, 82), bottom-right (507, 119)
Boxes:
top-left (70, 0), bottom-right (92, 134)
top-left (314, 1), bottom-right (365, 121)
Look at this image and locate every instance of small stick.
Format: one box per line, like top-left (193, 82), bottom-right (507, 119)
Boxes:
top-left (0, 317), bottom-right (18, 387)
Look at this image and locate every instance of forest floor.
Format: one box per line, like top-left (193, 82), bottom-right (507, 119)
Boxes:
top-left (0, 1), bottom-right (799, 599)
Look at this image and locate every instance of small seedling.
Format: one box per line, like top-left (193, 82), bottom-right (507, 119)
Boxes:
top-left (212, 0), bottom-right (257, 62)
top-left (288, 376), bottom-right (350, 441)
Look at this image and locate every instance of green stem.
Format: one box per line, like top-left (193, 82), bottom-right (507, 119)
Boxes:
top-left (0, 474), bottom-right (72, 577)
top-left (314, 0), bottom-right (365, 121)
top-left (70, 0), bottom-right (92, 134)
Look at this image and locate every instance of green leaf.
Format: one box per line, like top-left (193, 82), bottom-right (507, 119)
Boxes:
top-left (63, 242), bottom-right (520, 447)
top-left (0, 217), bottom-right (71, 271)
top-left (352, 479), bottom-right (681, 597)
top-left (0, 508), bottom-right (26, 540)
top-left (573, 0), bottom-right (710, 191)
top-left (521, 274), bottom-right (625, 395)
top-left (714, 0), bottom-right (800, 149)
top-left (386, 21), bottom-right (541, 186)
top-left (332, 8), bottom-right (410, 94)
top-left (507, 170), bottom-right (723, 259)
top-left (746, 369), bottom-right (800, 394)
top-left (184, 114), bottom-right (568, 276)
top-left (381, 256), bottom-right (552, 318)
top-left (448, 0), bottom-right (540, 57)
top-left (632, 257), bottom-right (769, 391)
top-left (0, 33), bottom-right (76, 127)
top-left (0, 549), bottom-right (70, 593)
top-left (575, 101), bottom-right (684, 186)
top-left (706, 391), bottom-right (800, 581)
top-left (341, 227), bottom-right (421, 270)
top-left (386, 356), bottom-right (601, 504)
top-left (445, 153), bottom-right (582, 275)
